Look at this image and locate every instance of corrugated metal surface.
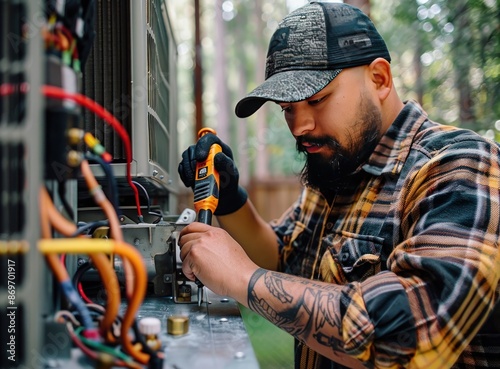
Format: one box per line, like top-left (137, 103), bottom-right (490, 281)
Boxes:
top-left (82, 0), bottom-right (174, 174)
top-left (82, 0), bottom-right (131, 161)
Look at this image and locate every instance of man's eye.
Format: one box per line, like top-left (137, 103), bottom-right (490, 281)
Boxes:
top-left (309, 97), bottom-right (325, 105)
top-left (281, 106), bottom-right (291, 113)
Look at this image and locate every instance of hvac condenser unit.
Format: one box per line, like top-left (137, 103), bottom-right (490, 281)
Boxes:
top-left (81, 0), bottom-right (179, 218)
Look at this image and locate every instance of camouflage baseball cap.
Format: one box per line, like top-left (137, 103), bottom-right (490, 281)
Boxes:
top-left (235, 1), bottom-right (391, 118)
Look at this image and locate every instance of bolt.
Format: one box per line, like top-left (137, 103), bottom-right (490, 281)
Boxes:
top-left (67, 150), bottom-right (83, 167)
top-left (152, 170), bottom-right (159, 176)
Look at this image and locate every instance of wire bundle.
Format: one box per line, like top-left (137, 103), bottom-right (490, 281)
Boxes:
top-left (39, 87), bottom-right (163, 367)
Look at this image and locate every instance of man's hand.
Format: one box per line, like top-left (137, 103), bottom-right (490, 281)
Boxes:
top-left (178, 133), bottom-right (248, 215)
top-left (178, 222), bottom-right (258, 302)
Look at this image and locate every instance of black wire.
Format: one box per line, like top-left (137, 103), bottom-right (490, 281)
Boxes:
top-left (85, 152), bottom-right (122, 217)
top-left (132, 180), bottom-right (164, 222)
top-left (57, 179), bottom-right (75, 220)
top-left (72, 220), bottom-right (109, 237)
top-left (72, 261), bottom-right (93, 290)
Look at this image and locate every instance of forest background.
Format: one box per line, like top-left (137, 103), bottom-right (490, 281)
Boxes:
top-left (170, 0), bottom-right (499, 187)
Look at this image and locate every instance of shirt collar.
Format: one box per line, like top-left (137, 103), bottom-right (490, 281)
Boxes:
top-left (362, 100), bottom-right (428, 176)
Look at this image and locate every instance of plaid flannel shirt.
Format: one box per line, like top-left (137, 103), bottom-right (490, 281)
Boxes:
top-left (271, 101), bottom-right (500, 369)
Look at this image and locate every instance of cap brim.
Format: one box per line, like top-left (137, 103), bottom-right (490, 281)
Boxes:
top-left (235, 69), bottom-right (341, 118)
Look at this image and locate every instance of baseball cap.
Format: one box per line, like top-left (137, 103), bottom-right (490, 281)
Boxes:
top-left (235, 1), bottom-right (391, 118)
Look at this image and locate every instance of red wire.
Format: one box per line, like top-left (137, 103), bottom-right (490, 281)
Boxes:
top-left (0, 82), bottom-right (29, 96)
top-left (42, 85), bottom-right (142, 218)
top-left (78, 282), bottom-right (94, 304)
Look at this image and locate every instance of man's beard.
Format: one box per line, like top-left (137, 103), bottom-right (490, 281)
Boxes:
top-left (297, 98), bottom-right (383, 193)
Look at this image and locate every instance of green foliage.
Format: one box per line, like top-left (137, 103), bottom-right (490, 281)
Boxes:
top-left (385, 0), bottom-right (500, 134)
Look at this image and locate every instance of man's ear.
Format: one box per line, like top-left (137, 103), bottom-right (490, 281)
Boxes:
top-left (368, 58), bottom-right (392, 101)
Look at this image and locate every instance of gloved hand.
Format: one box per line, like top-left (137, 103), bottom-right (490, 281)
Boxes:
top-left (178, 133), bottom-right (248, 216)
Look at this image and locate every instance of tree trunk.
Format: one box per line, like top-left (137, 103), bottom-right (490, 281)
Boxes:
top-left (450, 0), bottom-right (475, 128)
top-left (214, 0), bottom-right (231, 143)
top-left (253, 0), bottom-right (268, 179)
top-left (194, 0), bottom-right (203, 140)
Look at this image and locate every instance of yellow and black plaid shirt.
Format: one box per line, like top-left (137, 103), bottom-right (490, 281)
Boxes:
top-left (271, 101), bottom-right (500, 369)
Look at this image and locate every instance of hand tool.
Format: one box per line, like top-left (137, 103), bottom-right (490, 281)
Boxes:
top-left (193, 127), bottom-right (221, 306)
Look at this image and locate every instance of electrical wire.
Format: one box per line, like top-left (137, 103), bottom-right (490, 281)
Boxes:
top-left (72, 220), bottom-right (109, 237)
top-left (75, 326), bottom-right (133, 363)
top-left (0, 82), bottom-right (29, 96)
top-left (80, 159), bottom-right (136, 300)
top-left (66, 323), bottom-right (142, 369)
top-left (57, 179), bottom-right (75, 220)
top-left (85, 152), bottom-right (121, 217)
top-left (54, 309), bottom-right (81, 326)
top-left (77, 280), bottom-right (94, 304)
top-left (72, 261), bottom-right (95, 304)
top-left (40, 186), bottom-right (122, 343)
top-left (80, 160), bottom-right (123, 242)
top-left (46, 231), bottom-right (120, 340)
top-left (38, 238), bottom-right (151, 364)
top-left (40, 188), bottom-right (96, 335)
top-left (131, 180), bottom-right (162, 219)
top-left (42, 85), bottom-right (143, 220)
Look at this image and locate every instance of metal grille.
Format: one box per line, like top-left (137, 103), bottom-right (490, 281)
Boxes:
top-left (146, 0), bottom-right (172, 173)
top-left (82, 0), bottom-right (176, 179)
top-left (82, 0), bottom-right (131, 161)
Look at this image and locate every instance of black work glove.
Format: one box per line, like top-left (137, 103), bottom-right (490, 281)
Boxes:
top-left (178, 133), bottom-right (248, 216)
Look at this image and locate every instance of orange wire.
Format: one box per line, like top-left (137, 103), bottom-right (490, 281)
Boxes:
top-left (113, 241), bottom-right (149, 365)
top-left (88, 253), bottom-right (121, 343)
top-left (80, 160), bottom-right (136, 299)
top-left (40, 188), bottom-right (70, 282)
top-left (40, 186), bottom-right (121, 343)
top-left (80, 160), bottom-right (123, 242)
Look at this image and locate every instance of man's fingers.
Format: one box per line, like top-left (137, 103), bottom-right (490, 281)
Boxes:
top-left (181, 259), bottom-right (196, 281)
top-left (179, 222), bottom-right (211, 238)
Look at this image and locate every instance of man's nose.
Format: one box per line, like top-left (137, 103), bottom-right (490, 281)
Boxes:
top-left (288, 108), bottom-right (316, 137)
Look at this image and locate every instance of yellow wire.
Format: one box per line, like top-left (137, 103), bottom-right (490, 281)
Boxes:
top-left (38, 239), bottom-right (114, 254)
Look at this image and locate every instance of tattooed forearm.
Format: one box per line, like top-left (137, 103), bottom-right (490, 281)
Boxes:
top-left (265, 272), bottom-right (293, 303)
top-left (247, 268), bottom-right (344, 351)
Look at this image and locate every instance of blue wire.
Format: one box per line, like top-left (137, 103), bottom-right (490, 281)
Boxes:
top-left (60, 280), bottom-right (94, 331)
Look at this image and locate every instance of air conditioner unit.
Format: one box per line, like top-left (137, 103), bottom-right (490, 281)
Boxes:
top-left (80, 0), bottom-right (179, 221)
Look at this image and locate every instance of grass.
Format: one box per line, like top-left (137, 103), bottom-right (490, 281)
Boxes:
top-left (240, 305), bottom-right (294, 369)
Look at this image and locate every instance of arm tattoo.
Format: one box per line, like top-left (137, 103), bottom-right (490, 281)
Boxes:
top-left (247, 268), bottom-right (344, 351)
